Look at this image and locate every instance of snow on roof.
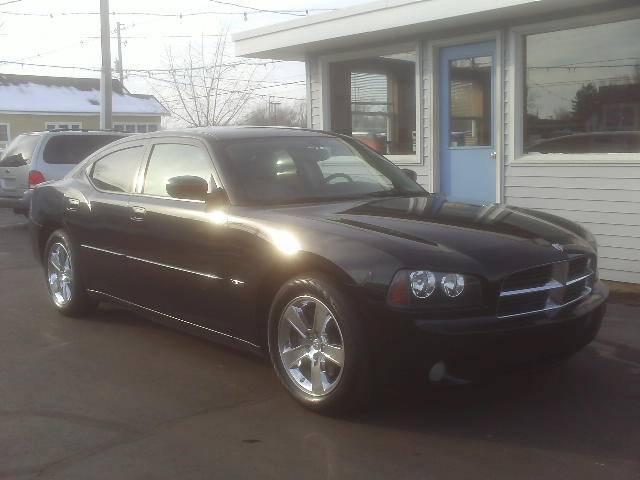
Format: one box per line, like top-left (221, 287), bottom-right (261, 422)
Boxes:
top-left (0, 74), bottom-right (169, 115)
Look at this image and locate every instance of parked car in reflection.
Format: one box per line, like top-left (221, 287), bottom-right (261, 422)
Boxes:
top-left (528, 131), bottom-right (640, 154)
top-left (29, 127), bottom-right (608, 413)
top-left (0, 130), bottom-right (127, 214)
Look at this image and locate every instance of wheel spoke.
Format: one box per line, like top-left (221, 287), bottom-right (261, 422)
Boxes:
top-left (312, 302), bottom-right (331, 334)
top-left (281, 344), bottom-right (308, 368)
top-left (50, 249), bottom-right (63, 272)
top-left (285, 306), bottom-right (309, 339)
top-left (310, 359), bottom-right (327, 394)
top-left (322, 344), bottom-right (344, 367)
top-left (48, 243), bottom-right (73, 306)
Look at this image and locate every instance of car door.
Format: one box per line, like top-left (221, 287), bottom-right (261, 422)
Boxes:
top-left (125, 138), bottom-right (234, 336)
top-left (73, 141), bottom-right (147, 299)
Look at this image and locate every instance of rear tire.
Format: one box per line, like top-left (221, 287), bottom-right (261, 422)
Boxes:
top-left (44, 229), bottom-right (98, 317)
top-left (268, 273), bottom-right (371, 414)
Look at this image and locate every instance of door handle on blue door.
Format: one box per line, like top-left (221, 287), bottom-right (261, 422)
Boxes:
top-left (131, 206), bottom-right (146, 222)
top-left (490, 152), bottom-right (497, 160)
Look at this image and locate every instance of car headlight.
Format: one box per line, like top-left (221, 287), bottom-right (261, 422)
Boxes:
top-left (409, 271), bottom-right (436, 298)
top-left (440, 273), bottom-right (465, 298)
top-left (387, 270), bottom-right (480, 308)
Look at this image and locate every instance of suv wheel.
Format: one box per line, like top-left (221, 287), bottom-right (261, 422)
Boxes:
top-left (268, 273), bottom-right (371, 414)
top-left (44, 229), bottom-right (98, 317)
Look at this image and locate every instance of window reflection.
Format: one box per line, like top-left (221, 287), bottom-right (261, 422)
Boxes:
top-left (449, 56), bottom-right (492, 147)
top-left (330, 51), bottom-right (416, 159)
top-left (525, 18), bottom-right (640, 154)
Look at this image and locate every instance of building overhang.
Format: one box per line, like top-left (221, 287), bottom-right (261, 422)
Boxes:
top-left (233, 0), bottom-right (629, 60)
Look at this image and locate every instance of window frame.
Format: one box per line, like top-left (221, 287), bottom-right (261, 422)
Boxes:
top-left (113, 123), bottom-right (160, 134)
top-left (133, 136), bottom-right (220, 203)
top-left (45, 122), bottom-right (82, 131)
top-left (0, 123), bottom-right (10, 149)
top-left (509, 6), bottom-right (640, 166)
top-left (320, 41), bottom-right (422, 166)
top-left (86, 140), bottom-right (148, 196)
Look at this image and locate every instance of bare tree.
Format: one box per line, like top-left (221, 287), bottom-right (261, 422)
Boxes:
top-left (241, 100), bottom-right (307, 128)
top-left (150, 28), bottom-right (268, 127)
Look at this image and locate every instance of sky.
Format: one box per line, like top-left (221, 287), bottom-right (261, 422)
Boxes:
top-left (0, 0), bottom-right (371, 123)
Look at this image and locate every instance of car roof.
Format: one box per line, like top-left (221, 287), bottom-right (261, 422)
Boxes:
top-left (128, 126), bottom-right (338, 141)
top-left (18, 130), bottom-right (130, 138)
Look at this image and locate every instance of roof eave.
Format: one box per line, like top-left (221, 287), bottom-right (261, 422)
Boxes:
top-left (233, 0), bottom-right (622, 60)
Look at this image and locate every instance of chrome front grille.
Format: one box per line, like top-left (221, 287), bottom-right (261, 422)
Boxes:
top-left (497, 255), bottom-right (594, 318)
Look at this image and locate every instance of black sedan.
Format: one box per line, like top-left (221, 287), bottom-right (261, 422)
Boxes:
top-left (29, 127), bottom-right (608, 413)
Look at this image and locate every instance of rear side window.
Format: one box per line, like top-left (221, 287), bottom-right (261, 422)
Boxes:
top-left (43, 135), bottom-right (125, 165)
top-left (0, 134), bottom-right (41, 166)
top-left (90, 146), bottom-right (143, 193)
top-left (142, 143), bottom-right (214, 197)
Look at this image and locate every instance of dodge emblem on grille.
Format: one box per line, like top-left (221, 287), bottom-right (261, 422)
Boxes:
top-left (552, 243), bottom-right (564, 252)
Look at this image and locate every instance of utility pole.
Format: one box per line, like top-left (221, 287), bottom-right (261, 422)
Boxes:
top-left (115, 21), bottom-right (124, 86)
top-left (99, 0), bottom-right (113, 130)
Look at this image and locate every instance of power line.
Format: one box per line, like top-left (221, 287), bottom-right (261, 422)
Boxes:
top-left (0, 0), bottom-right (21, 6)
top-left (0, 58), bottom-right (286, 73)
top-left (0, 9), bottom-right (278, 17)
top-left (136, 73), bottom-right (305, 101)
top-left (210, 0), bottom-right (324, 16)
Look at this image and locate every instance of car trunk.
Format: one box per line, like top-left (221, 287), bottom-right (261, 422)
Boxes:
top-left (0, 134), bottom-right (41, 198)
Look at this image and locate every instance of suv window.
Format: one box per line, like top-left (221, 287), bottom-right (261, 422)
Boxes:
top-left (0, 134), bottom-right (41, 167)
top-left (143, 143), bottom-right (214, 198)
top-left (43, 134), bottom-right (126, 165)
top-left (90, 146), bottom-right (143, 193)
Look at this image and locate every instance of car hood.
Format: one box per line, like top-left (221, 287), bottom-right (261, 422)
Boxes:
top-left (251, 194), bottom-right (594, 282)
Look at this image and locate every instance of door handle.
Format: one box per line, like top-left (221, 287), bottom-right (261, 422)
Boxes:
top-left (490, 151), bottom-right (497, 160)
top-left (130, 206), bottom-right (146, 222)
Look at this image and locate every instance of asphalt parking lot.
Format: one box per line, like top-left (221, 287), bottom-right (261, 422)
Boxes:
top-left (1, 208), bottom-right (639, 480)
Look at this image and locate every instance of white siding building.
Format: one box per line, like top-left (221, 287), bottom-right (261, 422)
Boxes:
top-left (234, 0), bottom-right (640, 284)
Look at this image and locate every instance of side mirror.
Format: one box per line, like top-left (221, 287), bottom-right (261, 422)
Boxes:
top-left (0, 153), bottom-right (27, 168)
top-left (166, 175), bottom-right (209, 201)
top-left (401, 168), bottom-right (418, 182)
top-left (205, 187), bottom-right (229, 209)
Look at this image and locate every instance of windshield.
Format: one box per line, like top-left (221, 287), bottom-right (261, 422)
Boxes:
top-left (217, 135), bottom-right (425, 205)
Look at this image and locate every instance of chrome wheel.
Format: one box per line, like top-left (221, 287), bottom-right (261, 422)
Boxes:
top-left (277, 295), bottom-right (345, 396)
top-left (47, 242), bottom-right (73, 308)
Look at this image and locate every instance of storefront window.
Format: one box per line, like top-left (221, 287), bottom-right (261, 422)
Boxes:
top-left (524, 18), bottom-right (640, 154)
top-left (330, 49), bottom-right (417, 162)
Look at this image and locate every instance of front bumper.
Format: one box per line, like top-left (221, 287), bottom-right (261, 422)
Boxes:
top-left (363, 280), bottom-right (608, 377)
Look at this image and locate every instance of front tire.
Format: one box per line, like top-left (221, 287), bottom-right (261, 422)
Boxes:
top-left (268, 273), bottom-right (371, 414)
top-left (44, 229), bottom-right (98, 317)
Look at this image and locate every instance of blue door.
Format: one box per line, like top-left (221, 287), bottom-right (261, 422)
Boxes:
top-left (439, 41), bottom-right (496, 204)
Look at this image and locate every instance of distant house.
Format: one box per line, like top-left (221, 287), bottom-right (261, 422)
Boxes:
top-left (235, 0), bottom-right (640, 285)
top-left (0, 74), bottom-right (169, 150)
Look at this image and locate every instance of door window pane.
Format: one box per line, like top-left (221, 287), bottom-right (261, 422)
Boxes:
top-left (525, 18), bottom-right (640, 154)
top-left (143, 143), bottom-right (214, 198)
top-left (449, 56), bottom-right (492, 147)
top-left (329, 50), bottom-right (416, 160)
top-left (90, 146), bottom-right (142, 193)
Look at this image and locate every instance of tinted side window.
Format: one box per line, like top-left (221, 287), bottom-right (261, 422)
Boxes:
top-left (90, 146), bottom-right (142, 193)
top-left (143, 143), bottom-right (214, 198)
top-left (0, 134), bottom-right (41, 166)
top-left (43, 135), bottom-right (126, 165)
